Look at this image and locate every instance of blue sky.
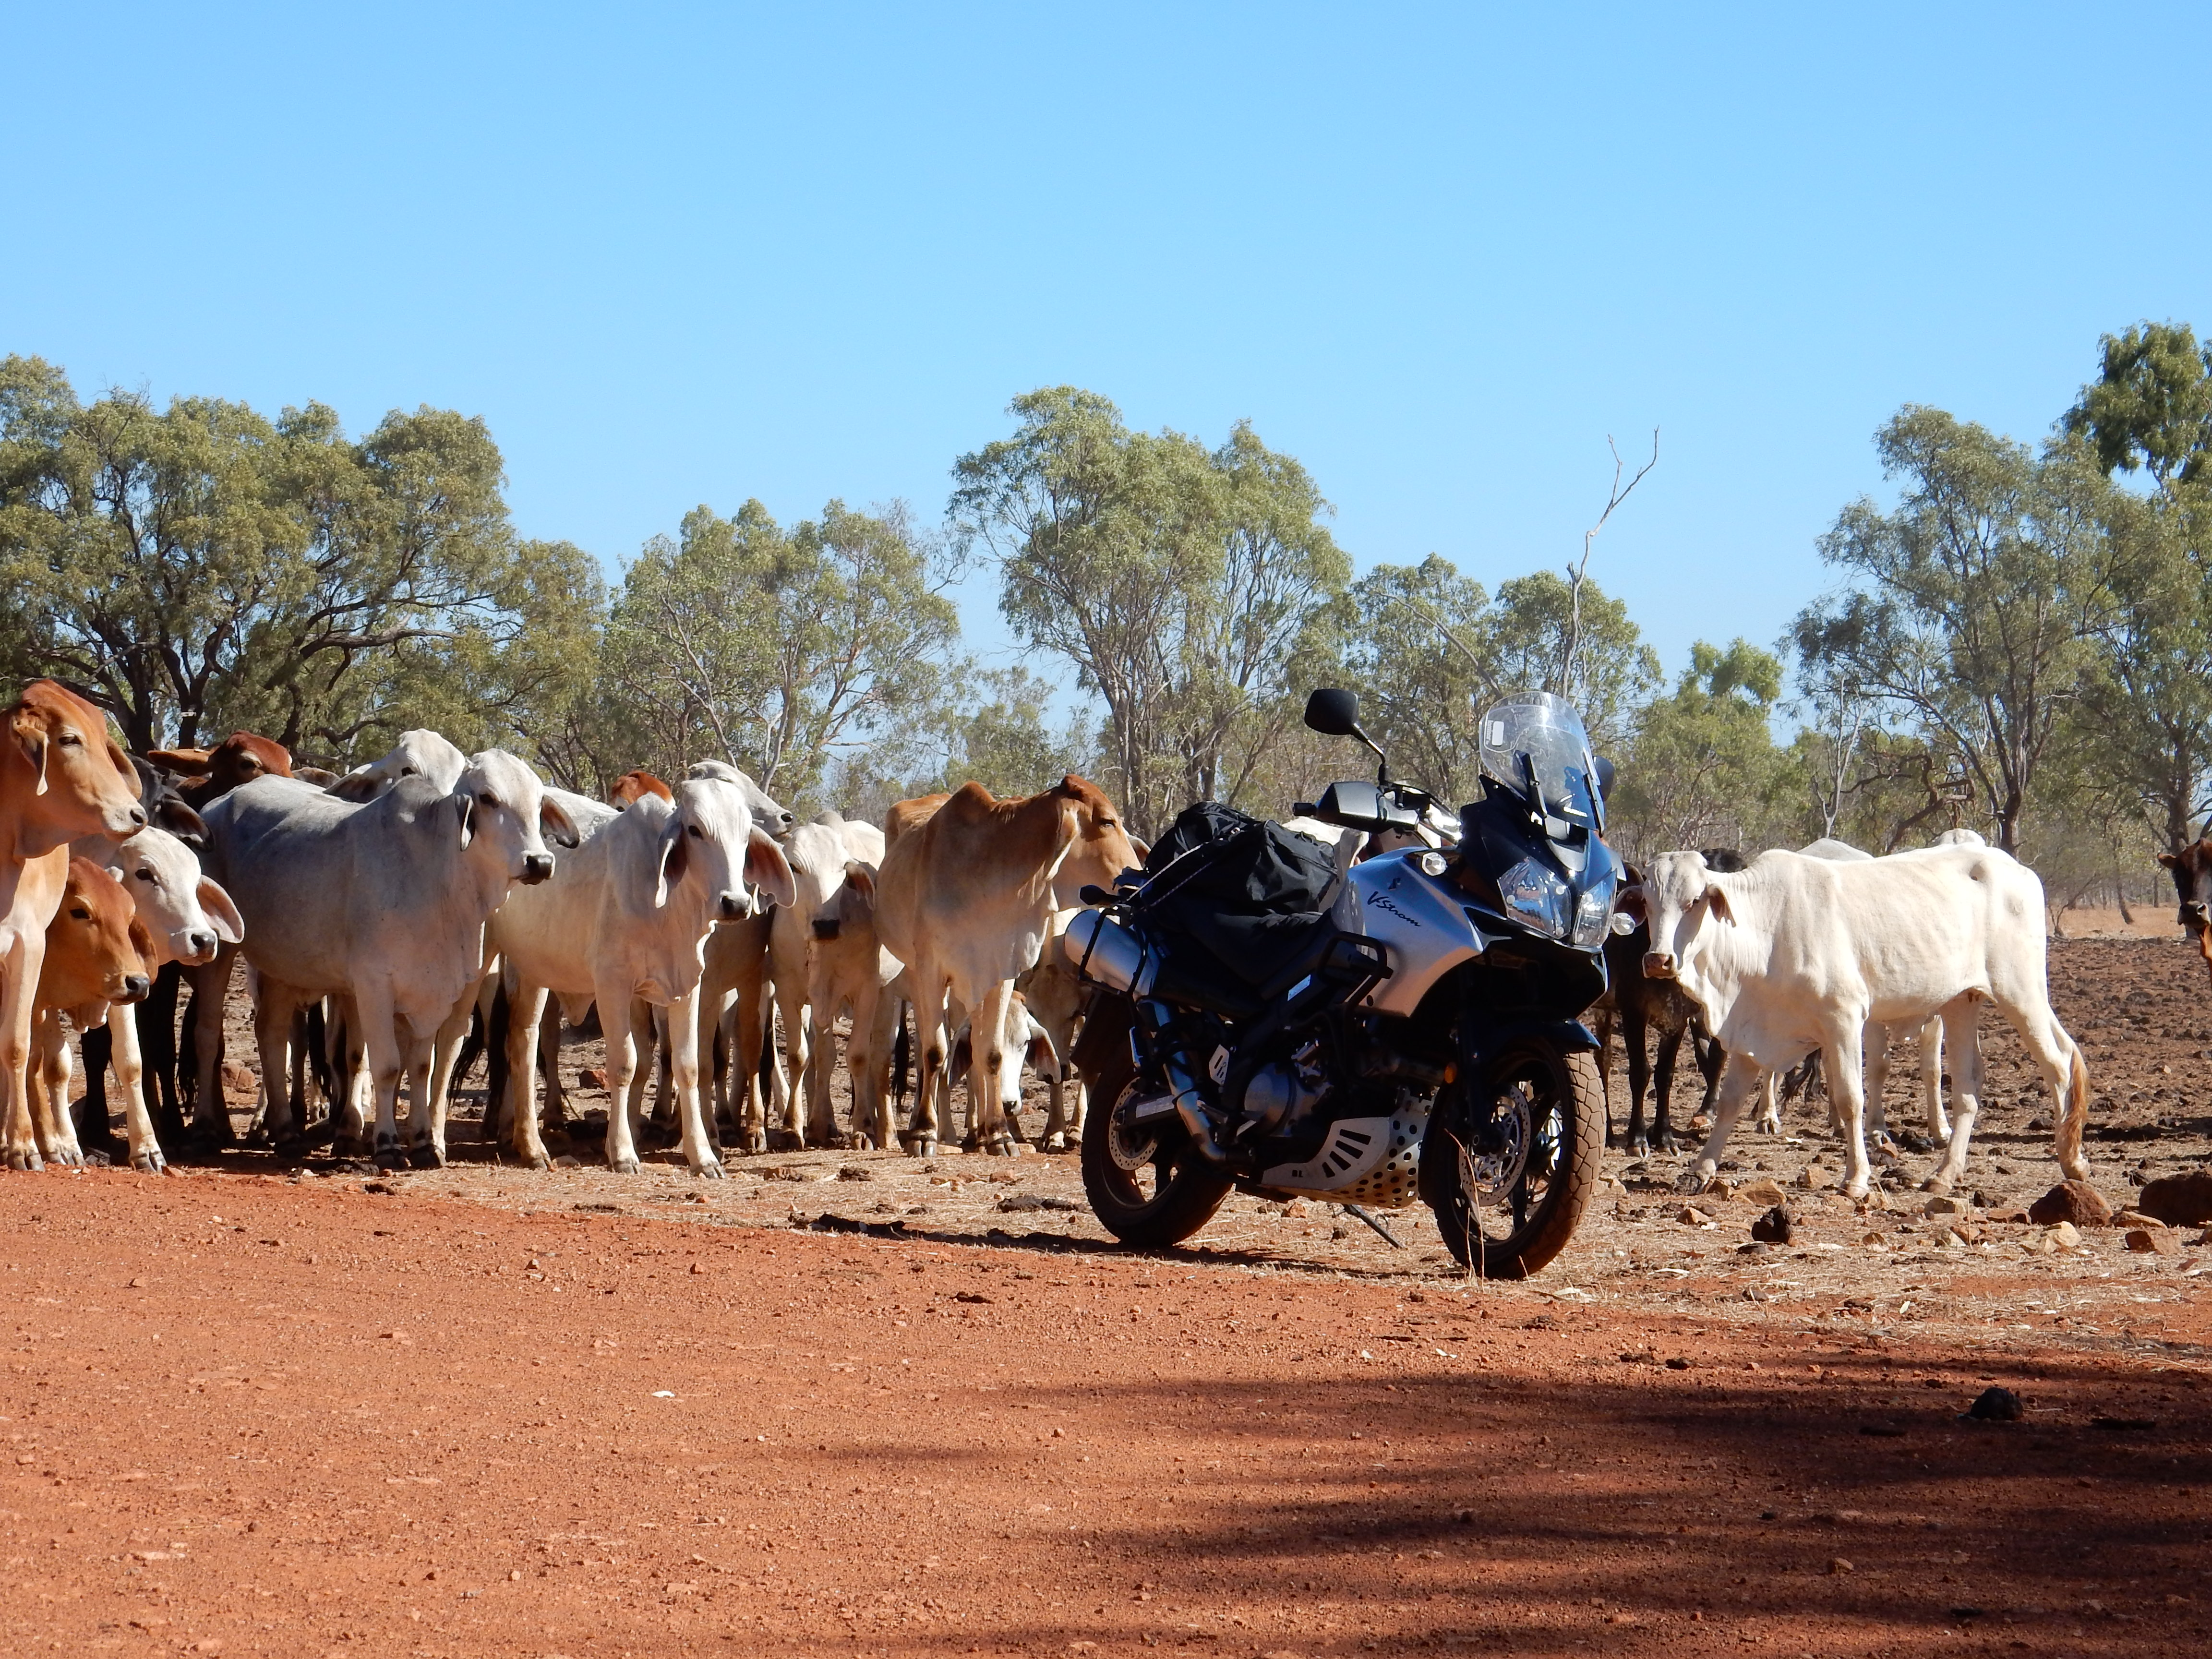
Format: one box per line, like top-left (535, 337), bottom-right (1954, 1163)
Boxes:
top-left (9, 4), bottom-right (2210, 700)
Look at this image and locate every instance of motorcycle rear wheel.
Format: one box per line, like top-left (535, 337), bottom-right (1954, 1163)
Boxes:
top-left (1427, 1036), bottom-right (1602, 1279)
top-left (1080, 1045), bottom-right (1234, 1249)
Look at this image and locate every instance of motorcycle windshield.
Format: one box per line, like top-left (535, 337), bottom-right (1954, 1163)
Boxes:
top-left (1477, 692), bottom-right (1602, 829)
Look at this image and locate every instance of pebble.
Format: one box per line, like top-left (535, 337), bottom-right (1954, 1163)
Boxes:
top-left (1963, 1386), bottom-right (2023, 1422)
top-left (2124, 1227), bottom-right (2180, 1257)
top-left (1677, 1205), bottom-right (1713, 1226)
top-left (1735, 1178), bottom-right (1789, 1208)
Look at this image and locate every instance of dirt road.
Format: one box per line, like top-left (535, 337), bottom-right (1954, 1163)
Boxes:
top-left (5, 1167), bottom-right (2208, 1659)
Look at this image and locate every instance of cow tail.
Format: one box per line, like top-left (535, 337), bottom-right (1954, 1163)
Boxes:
top-left (2055, 1038), bottom-right (2092, 1180)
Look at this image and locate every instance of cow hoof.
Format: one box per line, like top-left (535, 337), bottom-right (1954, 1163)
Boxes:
top-left (909, 1138), bottom-right (938, 1159)
top-left (1043, 1132), bottom-right (1070, 1154)
top-left (406, 1144), bottom-right (444, 1171)
top-left (44, 1145), bottom-right (85, 1168)
top-left (692, 1159), bottom-right (726, 1181)
top-left (6, 1146), bottom-right (44, 1172)
top-left (609, 1155), bottom-right (642, 1175)
top-left (1672, 1169), bottom-right (1709, 1195)
top-left (1623, 1133), bottom-right (1650, 1156)
top-left (1919, 1173), bottom-right (1955, 1195)
top-left (132, 1150), bottom-right (168, 1175)
top-left (373, 1148), bottom-right (407, 1172)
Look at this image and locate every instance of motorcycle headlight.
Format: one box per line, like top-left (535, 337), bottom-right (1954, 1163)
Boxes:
top-left (1498, 857), bottom-right (1573, 941)
top-left (1571, 885), bottom-right (1613, 949)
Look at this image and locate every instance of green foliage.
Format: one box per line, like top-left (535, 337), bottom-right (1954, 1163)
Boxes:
top-left (951, 388), bottom-right (1348, 834)
top-left (1610, 640), bottom-right (1787, 860)
top-left (1794, 406), bottom-right (2112, 852)
top-left (1337, 554), bottom-right (1656, 809)
top-left (0, 355), bottom-right (590, 764)
top-left (589, 497), bottom-right (959, 805)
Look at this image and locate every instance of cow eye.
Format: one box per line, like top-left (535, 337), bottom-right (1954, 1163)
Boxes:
top-left (686, 824), bottom-right (704, 839)
top-left (400, 766), bottom-right (416, 776)
top-left (69, 907), bottom-right (90, 920)
top-left (480, 793), bottom-right (501, 810)
top-left (134, 869), bottom-right (155, 883)
top-left (58, 731), bottom-right (81, 747)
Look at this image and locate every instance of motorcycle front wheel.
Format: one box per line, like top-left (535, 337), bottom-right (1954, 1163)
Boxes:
top-left (1425, 1035), bottom-right (1603, 1279)
top-left (1079, 1043), bottom-right (1234, 1250)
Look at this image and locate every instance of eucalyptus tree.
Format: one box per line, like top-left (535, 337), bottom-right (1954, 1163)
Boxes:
top-left (950, 388), bottom-right (1348, 834)
top-left (0, 354), bottom-right (591, 762)
top-left (1794, 406), bottom-right (2111, 854)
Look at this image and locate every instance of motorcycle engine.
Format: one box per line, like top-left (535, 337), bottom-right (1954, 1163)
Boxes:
top-left (1240, 1041), bottom-right (1327, 1137)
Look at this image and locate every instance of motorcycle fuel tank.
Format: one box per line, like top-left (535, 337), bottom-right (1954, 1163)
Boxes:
top-left (1348, 850), bottom-right (1492, 1016)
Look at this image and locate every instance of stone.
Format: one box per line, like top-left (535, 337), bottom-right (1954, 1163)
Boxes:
top-left (1750, 1204), bottom-right (1793, 1244)
top-left (1923, 1195), bottom-right (1966, 1218)
top-left (836, 1166), bottom-right (876, 1182)
top-left (2028, 1180), bottom-right (2111, 1228)
top-left (1827, 1558), bottom-right (1854, 1575)
top-left (1963, 1386), bottom-right (2023, 1422)
top-left (2136, 1171), bottom-right (2212, 1227)
top-left (1794, 1166), bottom-right (1821, 1190)
top-left (2110, 1210), bottom-right (2163, 1229)
top-left (1678, 1205), bottom-right (1714, 1226)
top-left (2045, 1220), bottom-right (2082, 1247)
top-left (2125, 1227), bottom-right (2181, 1257)
top-left (578, 1066), bottom-right (608, 1090)
top-left (220, 1059), bottom-right (256, 1096)
top-left (1702, 1177), bottom-right (1734, 1200)
top-left (1735, 1178), bottom-right (1789, 1208)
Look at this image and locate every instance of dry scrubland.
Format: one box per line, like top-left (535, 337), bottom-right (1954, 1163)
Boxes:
top-left (3, 937), bottom-right (2209, 1657)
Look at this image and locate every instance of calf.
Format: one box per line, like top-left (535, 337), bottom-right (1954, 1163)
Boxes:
top-left (2158, 834), bottom-right (2212, 986)
top-left (2, 682), bottom-right (147, 1169)
top-left (1600, 850), bottom-right (1741, 1153)
top-left (68, 826), bottom-right (241, 1170)
top-left (873, 777), bottom-right (1136, 1156)
top-left (1643, 844), bottom-right (2090, 1199)
top-left (491, 778), bottom-right (793, 1175)
top-left (24, 860), bottom-right (154, 1166)
top-left (150, 732), bottom-right (292, 811)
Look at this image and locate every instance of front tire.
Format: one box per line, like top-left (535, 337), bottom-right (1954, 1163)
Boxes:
top-left (1424, 1037), bottom-right (1602, 1279)
top-left (1080, 1042), bottom-right (1233, 1249)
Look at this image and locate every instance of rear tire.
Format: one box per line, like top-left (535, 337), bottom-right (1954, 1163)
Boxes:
top-left (1425, 1037), bottom-right (1603, 1279)
top-left (1080, 1042), bottom-right (1233, 1249)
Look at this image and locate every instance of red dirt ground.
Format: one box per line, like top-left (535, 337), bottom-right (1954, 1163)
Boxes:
top-left (5, 1170), bottom-right (2209, 1659)
top-left (7, 936), bottom-right (2212, 1657)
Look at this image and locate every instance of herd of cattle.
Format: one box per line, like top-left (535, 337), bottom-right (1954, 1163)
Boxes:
top-left (0, 679), bottom-right (1136, 1179)
top-left (0, 676), bottom-right (2146, 1216)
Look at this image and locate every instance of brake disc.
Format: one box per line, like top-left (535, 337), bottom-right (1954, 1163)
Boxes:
top-left (1458, 1082), bottom-right (1534, 1204)
top-left (1108, 1089), bottom-right (1168, 1171)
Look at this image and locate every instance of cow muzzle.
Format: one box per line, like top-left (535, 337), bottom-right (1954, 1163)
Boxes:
top-left (717, 890), bottom-right (750, 922)
top-left (117, 974), bottom-right (152, 1004)
top-left (521, 854), bottom-right (555, 885)
top-left (811, 916), bottom-right (842, 941)
top-left (1642, 950), bottom-right (1677, 980)
top-left (183, 931), bottom-right (218, 962)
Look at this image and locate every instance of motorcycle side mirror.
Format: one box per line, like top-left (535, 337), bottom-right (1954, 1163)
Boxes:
top-left (1593, 756), bottom-right (1616, 802)
top-left (1303, 688), bottom-right (1362, 737)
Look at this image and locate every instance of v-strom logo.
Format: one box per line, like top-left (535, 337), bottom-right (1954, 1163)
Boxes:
top-left (1368, 890), bottom-right (1422, 927)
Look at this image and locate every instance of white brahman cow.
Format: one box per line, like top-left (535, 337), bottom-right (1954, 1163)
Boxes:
top-left (1641, 842), bottom-right (2091, 1200)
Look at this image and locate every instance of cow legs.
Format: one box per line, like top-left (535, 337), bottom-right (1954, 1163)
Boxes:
top-left (417, 993), bottom-right (477, 1168)
top-left (845, 976), bottom-right (902, 1152)
top-left (1860, 1023), bottom-right (1893, 1143)
top-left (27, 1010), bottom-right (83, 1165)
top-left (596, 974), bottom-right (647, 1175)
top-left (500, 983), bottom-right (553, 1170)
top-left (1648, 1022), bottom-right (1684, 1153)
top-left (74, 1023), bottom-right (122, 1158)
top-left (905, 973), bottom-right (951, 1157)
top-left (803, 986), bottom-right (844, 1150)
top-left (624, 1000), bottom-right (659, 1141)
top-left (1620, 999), bottom-right (1653, 1154)
top-left (109, 997), bottom-right (166, 1174)
top-left (664, 986), bottom-right (722, 1178)
top-left (966, 978), bottom-right (1017, 1156)
top-left (1678, 1050), bottom-right (1767, 1193)
top-left (1917, 1015), bottom-right (1952, 1142)
top-left (771, 973), bottom-right (809, 1149)
top-left (187, 947), bottom-right (238, 1144)
top-left (253, 979), bottom-right (302, 1143)
top-left (350, 981), bottom-right (410, 1171)
top-left (1820, 1023), bottom-right (1875, 1200)
top-left (1751, 1068), bottom-right (1781, 1135)
top-left (1922, 998), bottom-right (1984, 1194)
top-left (729, 954), bottom-right (771, 1155)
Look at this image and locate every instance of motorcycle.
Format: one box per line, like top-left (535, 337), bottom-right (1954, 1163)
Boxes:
top-left (1064, 687), bottom-right (1623, 1277)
